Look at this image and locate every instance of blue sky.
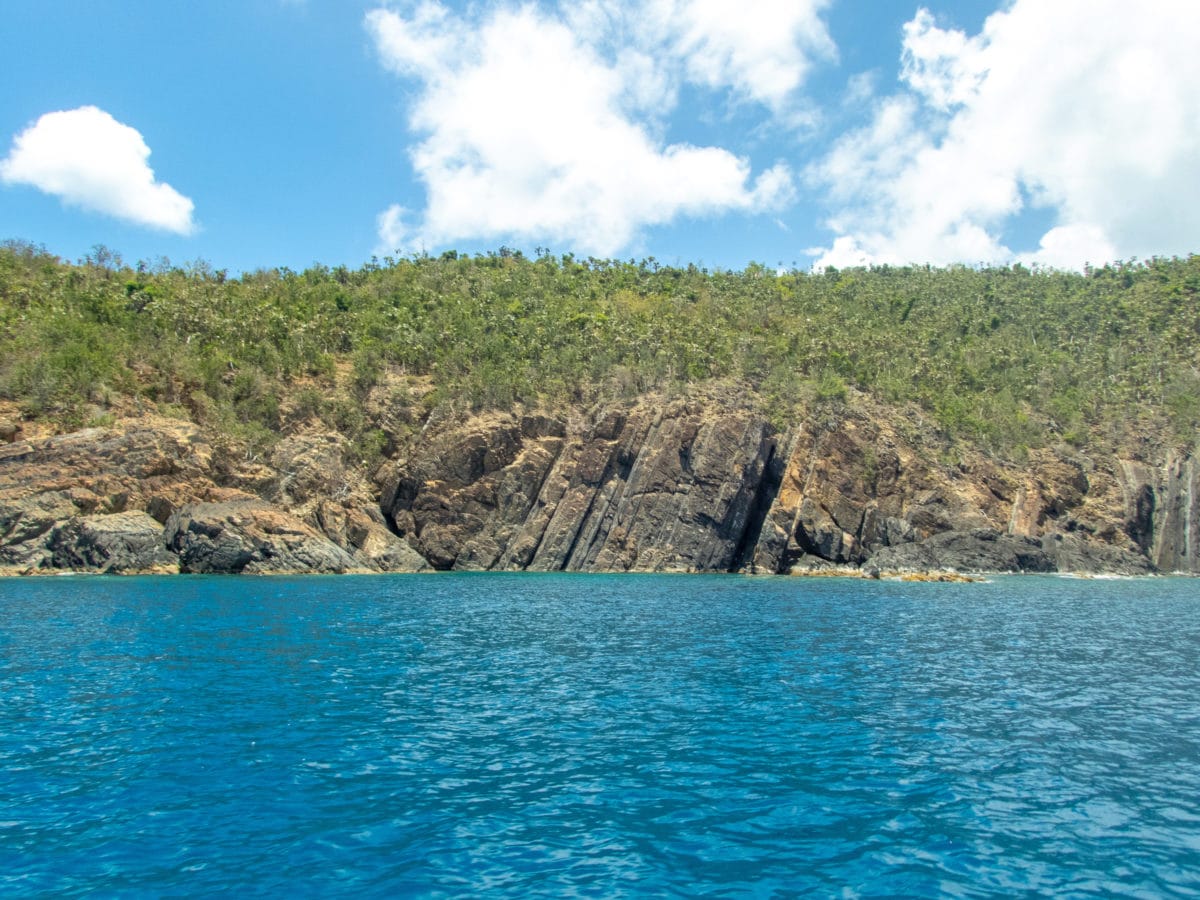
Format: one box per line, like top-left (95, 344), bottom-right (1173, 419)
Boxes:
top-left (2, 0), bottom-right (1197, 273)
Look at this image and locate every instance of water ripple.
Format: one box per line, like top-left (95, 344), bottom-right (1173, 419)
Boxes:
top-left (1, 574), bottom-right (1199, 897)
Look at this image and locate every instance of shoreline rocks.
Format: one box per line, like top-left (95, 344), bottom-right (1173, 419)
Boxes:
top-left (1, 393), bottom-right (1197, 577)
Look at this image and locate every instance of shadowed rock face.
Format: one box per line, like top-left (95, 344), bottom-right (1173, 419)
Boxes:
top-left (866, 528), bottom-right (1152, 576)
top-left (1119, 453), bottom-right (1200, 574)
top-left (381, 400), bottom-right (777, 572)
top-left (379, 394), bottom-right (1197, 575)
top-left (2, 395), bottom-right (1197, 575)
top-left (49, 511), bottom-right (179, 574)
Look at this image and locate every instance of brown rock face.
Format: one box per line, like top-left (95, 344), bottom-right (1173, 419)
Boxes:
top-left (744, 401), bottom-right (1191, 575)
top-left (382, 392), bottom-right (1192, 575)
top-left (750, 409), bottom-right (997, 572)
top-left (3, 392), bottom-right (1197, 576)
top-left (164, 501), bottom-right (360, 574)
top-left (314, 500), bottom-right (431, 572)
top-left (0, 418), bottom-right (427, 574)
top-left (382, 398), bottom-right (778, 572)
top-left (0, 420), bottom-right (216, 572)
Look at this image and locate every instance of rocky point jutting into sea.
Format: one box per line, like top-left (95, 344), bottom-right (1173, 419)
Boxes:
top-left (1, 383), bottom-right (1195, 577)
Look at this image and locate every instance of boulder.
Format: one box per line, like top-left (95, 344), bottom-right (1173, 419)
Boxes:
top-left (48, 511), bottom-right (177, 573)
top-left (314, 500), bottom-right (430, 572)
top-left (0, 490), bottom-right (80, 569)
top-left (165, 500), bottom-right (360, 574)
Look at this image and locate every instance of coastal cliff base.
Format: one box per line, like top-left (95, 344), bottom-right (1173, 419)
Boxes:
top-left (2, 389), bottom-right (1194, 576)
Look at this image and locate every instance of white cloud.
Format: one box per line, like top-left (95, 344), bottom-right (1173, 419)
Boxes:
top-left (805, 235), bottom-right (872, 270)
top-left (809, 1), bottom-right (1200, 270)
top-left (561, 0), bottom-right (833, 111)
top-left (899, 8), bottom-right (986, 111)
top-left (1018, 224), bottom-right (1118, 272)
top-left (375, 203), bottom-right (411, 256)
top-left (842, 71), bottom-right (877, 108)
top-left (366, 0), bottom-right (827, 256)
top-left (749, 162), bottom-right (797, 210)
top-left (0, 106), bottom-right (195, 234)
top-left (648, 0), bottom-right (836, 109)
top-left (368, 2), bottom-right (462, 82)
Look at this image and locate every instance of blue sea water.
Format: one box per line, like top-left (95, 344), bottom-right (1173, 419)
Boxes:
top-left (1, 574), bottom-right (1198, 898)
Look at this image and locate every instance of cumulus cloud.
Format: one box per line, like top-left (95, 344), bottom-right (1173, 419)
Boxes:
top-left (808, 1), bottom-right (1200, 270)
top-left (0, 106), bottom-right (195, 234)
top-left (1018, 224), bottom-right (1118, 272)
top-left (899, 8), bottom-right (986, 111)
top-left (648, 0), bottom-right (835, 109)
top-left (366, 1), bottom-right (823, 256)
top-left (375, 203), bottom-right (411, 257)
top-left (561, 0), bottom-right (834, 112)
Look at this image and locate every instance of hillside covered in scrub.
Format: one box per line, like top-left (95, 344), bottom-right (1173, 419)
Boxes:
top-left (1, 239), bottom-right (1199, 576)
top-left (4, 241), bottom-right (1200, 455)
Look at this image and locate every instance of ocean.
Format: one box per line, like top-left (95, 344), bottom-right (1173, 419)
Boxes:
top-left (2, 573), bottom-right (1198, 897)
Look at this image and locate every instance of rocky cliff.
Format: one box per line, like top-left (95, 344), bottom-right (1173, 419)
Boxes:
top-left (377, 391), bottom-right (1172, 576)
top-left (2, 389), bottom-right (1196, 576)
top-left (0, 417), bottom-right (427, 575)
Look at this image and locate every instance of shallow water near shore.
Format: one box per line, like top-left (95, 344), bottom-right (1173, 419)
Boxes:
top-left (2, 573), bottom-right (1198, 897)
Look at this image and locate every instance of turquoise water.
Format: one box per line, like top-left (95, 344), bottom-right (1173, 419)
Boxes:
top-left (1, 574), bottom-right (1198, 897)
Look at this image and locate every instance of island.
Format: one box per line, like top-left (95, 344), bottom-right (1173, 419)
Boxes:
top-left (2, 242), bottom-right (1196, 576)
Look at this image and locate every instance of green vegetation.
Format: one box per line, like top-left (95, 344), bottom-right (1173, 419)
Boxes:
top-left (2, 239), bottom-right (1199, 459)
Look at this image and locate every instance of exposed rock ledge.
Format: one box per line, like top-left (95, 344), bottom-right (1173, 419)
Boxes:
top-left (0, 419), bottom-right (429, 576)
top-left (862, 529), bottom-right (1152, 577)
top-left (2, 392), bottom-right (1197, 576)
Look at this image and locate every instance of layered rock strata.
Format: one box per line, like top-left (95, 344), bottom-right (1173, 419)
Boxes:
top-left (2, 393), bottom-right (1197, 576)
top-left (380, 394), bottom-right (1193, 575)
top-left (380, 399), bottom-right (775, 572)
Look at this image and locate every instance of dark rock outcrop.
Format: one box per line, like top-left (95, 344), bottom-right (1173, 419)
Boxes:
top-left (864, 528), bottom-right (1152, 576)
top-left (1040, 532), bottom-right (1156, 576)
top-left (380, 392), bottom-right (1190, 576)
top-left (164, 500), bottom-right (360, 574)
top-left (381, 398), bottom-right (777, 572)
top-left (2, 392), bottom-right (1197, 576)
top-left (1145, 453), bottom-right (1199, 573)
top-left (867, 529), bottom-right (1054, 574)
top-left (0, 418), bottom-right (429, 574)
top-left (48, 511), bottom-right (178, 574)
